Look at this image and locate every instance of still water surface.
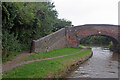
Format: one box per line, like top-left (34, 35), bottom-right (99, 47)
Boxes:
top-left (67, 47), bottom-right (118, 78)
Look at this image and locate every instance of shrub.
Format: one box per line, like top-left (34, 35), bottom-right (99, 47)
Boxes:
top-left (108, 41), bottom-right (113, 51)
top-left (79, 45), bottom-right (83, 49)
top-left (2, 30), bottom-right (21, 57)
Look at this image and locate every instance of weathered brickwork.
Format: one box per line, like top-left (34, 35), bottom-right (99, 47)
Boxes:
top-left (31, 24), bottom-right (120, 53)
top-left (31, 28), bottom-right (66, 52)
top-left (66, 24), bottom-right (120, 48)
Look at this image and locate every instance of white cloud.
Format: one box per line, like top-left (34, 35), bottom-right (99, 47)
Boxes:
top-left (52, 0), bottom-right (119, 26)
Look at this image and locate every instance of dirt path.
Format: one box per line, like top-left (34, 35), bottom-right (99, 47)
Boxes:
top-left (2, 48), bottom-right (86, 72)
top-left (2, 51), bottom-right (31, 72)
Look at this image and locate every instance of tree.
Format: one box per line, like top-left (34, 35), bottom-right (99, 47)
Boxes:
top-left (53, 19), bottom-right (72, 32)
top-left (2, 2), bottom-right (72, 58)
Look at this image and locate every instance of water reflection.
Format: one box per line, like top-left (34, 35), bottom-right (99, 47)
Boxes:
top-left (66, 47), bottom-right (118, 78)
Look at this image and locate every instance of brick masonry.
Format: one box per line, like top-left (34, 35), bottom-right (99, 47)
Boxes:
top-left (66, 24), bottom-right (120, 48)
top-left (31, 24), bottom-right (120, 53)
top-left (31, 28), bottom-right (66, 52)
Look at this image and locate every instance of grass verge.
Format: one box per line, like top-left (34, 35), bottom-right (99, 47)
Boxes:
top-left (20, 47), bottom-right (81, 62)
top-left (79, 45), bottom-right (91, 49)
top-left (3, 49), bottom-right (92, 78)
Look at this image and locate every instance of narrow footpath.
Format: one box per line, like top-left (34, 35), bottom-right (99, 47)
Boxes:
top-left (2, 48), bottom-right (86, 72)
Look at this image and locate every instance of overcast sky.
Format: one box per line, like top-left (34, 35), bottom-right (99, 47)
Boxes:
top-left (52, 0), bottom-right (119, 26)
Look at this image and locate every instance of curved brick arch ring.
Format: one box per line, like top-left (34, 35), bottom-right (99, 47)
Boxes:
top-left (65, 24), bottom-right (120, 48)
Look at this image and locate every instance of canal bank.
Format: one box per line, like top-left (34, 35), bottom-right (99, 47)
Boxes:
top-left (66, 46), bottom-right (118, 78)
top-left (3, 47), bottom-right (92, 78)
top-left (62, 51), bottom-right (93, 78)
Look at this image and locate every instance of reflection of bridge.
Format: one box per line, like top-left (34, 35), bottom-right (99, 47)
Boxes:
top-left (31, 24), bottom-right (120, 53)
top-left (66, 24), bottom-right (120, 50)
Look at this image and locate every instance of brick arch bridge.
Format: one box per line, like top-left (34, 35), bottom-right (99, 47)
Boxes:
top-left (65, 24), bottom-right (120, 49)
top-left (31, 24), bottom-right (120, 53)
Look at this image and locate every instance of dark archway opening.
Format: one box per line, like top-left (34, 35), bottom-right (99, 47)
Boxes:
top-left (78, 34), bottom-right (119, 52)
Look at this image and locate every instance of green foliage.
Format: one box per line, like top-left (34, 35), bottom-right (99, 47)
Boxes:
top-left (79, 45), bottom-right (83, 49)
top-left (2, 30), bottom-right (22, 63)
top-left (2, 30), bottom-right (21, 53)
top-left (2, 30), bottom-right (22, 61)
top-left (108, 41), bottom-right (113, 50)
top-left (80, 36), bottom-right (112, 45)
top-left (79, 45), bottom-right (91, 49)
top-left (53, 19), bottom-right (72, 32)
top-left (2, 2), bottom-right (72, 58)
top-left (3, 49), bottom-right (91, 78)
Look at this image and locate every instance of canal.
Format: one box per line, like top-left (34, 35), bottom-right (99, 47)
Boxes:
top-left (66, 46), bottom-right (118, 78)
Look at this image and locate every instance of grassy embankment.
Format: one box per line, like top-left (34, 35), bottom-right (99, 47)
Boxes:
top-left (3, 46), bottom-right (92, 78)
top-left (20, 47), bottom-right (82, 62)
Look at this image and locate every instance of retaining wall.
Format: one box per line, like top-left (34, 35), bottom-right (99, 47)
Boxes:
top-left (31, 28), bottom-right (66, 53)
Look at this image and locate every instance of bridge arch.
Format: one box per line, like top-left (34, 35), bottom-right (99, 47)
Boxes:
top-left (66, 24), bottom-right (120, 48)
top-left (78, 34), bottom-right (119, 50)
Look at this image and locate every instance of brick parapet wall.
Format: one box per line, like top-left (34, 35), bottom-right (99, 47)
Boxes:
top-left (31, 28), bottom-right (66, 53)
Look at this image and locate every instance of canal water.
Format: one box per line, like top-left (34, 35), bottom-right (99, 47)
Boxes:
top-left (66, 47), bottom-right (118, 78)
